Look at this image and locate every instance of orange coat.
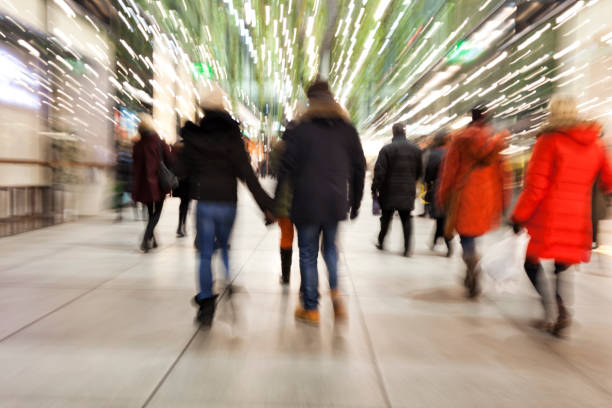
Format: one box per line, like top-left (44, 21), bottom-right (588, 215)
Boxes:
top-left (512, 123), bottom-right (612, 264)
top-left (438, 124), bottom-right (508, 237)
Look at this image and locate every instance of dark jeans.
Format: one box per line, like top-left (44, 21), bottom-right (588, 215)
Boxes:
top-left (178, 197), bottom-right (190, 231)
top-left (296, 223), bottom-right (339, 310)
top-left (378, 209), bottom-right (412, 251)
top-left (524, 259), bottom-right (570, 305)
top-left (459, 235), bottom-right (476, 257)
top-left (196, 201), bottom-right (236, 300)
top-left (144, 199), bottom-right (164, 241)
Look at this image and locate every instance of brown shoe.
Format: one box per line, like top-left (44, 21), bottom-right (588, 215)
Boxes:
top-left (294, 305), bottom-right (320, 325)
top-left (331, 289), bottom-right (347, 320)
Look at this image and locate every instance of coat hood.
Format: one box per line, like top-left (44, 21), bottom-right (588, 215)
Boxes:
top-left (539, 122), bottom-right (601, 145)
top-left (300, 99), bottom-right (351, 124)
top-left (456, 124), bottom-right (506, 163)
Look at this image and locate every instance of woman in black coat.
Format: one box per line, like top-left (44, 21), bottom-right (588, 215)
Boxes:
top-left (176, 92), bottom-right (274, 326)
top-left (424, 131), bottom-right (452, 257)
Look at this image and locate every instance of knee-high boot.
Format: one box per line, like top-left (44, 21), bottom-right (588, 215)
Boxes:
top-left (280, 248), bottom-right (292, 285)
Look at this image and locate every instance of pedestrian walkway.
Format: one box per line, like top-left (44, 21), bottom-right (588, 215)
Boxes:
top-left (0, 187), bottom-right (611, 407)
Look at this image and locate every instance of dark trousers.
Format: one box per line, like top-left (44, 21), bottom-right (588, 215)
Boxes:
top-left (144, 199), bottom-right (164, 241)
top-left (459, 235), bottom-right (477, 257)
top-left (378, 209), bottom-right (412, 251)
top-left (433, 217), bottom-right (445, 244)
top-left (178, 196), bottom-right (190, 231)
top-left (524, 259), bottom-right (569, 305)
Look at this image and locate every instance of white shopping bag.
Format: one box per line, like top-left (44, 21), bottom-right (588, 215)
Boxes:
top-left (480, 231), bottom-right (530, 282)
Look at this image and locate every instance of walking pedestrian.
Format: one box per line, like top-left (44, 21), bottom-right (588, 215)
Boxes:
top-left (271, 126), bottom-right (296, 286)
top-left (424, 131), bottom-right (452, 257)
top-left (511, 95), bottom-right (612, 336)
top-left (438, 105), bottom-right (509, 298)
top-left (372, 123), bottom-right (423, 256)
top-left (275, 81), bottom-right (366, 325)
top-left (177, 88), bottom-right (275, 326)
top-left (114, 141), bottom-right (134, 222)
top-left (171, 137), bottom-right (190, 238)
top-left (132, 116), bottom-right (173, 253)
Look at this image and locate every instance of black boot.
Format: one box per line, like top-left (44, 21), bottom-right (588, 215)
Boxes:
top-left (463, 254), bottom-right (481, 298)
top-left (280, 248), bottom-right (292, 285)
top-left (445, 239), bottom-right (453, 258)
top-left (194, 294), bottom-right (219, 327)
top-left (140, 236), bottom-right (151, 253)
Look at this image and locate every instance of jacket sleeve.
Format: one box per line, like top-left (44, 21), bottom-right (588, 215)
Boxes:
top-left (231, 137), bottom-right (274, 212)
top-left (512, 136), bottom-right (555, 223)
top-left (350, 129), bottom-right (366, 211)
top-left (372, 148), bottom-right (387, 196)
top-left (437, 140), bottom-right (460, 208)
top-left (599, 143), bottom-right (612, 193)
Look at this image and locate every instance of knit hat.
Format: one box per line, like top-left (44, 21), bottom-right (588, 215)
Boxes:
top-left (306, 80), bottom-right (334, 102)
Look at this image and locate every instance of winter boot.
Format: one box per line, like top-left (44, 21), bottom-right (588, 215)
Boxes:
top-left (195, 294), bottom-right (219, 327)
top-left (445, 239), bottom-right (453, 258)
top-left (331, 289), bottom-right (347, 320)
top-left (280, 249), bottom-right (292, 285)
top-left (463, 254), bottom-right (481, 298)
top-left (551, 297), bottom-right (571, 337)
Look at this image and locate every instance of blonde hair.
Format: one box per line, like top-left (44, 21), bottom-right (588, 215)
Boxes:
top-left (544, 94), bottom-right (580, 130)
top-left (138, 114), bottom-right (155, 135)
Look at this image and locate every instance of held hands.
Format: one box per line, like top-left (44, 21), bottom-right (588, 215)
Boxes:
top-left (264, 210), bottom-right (277, 226)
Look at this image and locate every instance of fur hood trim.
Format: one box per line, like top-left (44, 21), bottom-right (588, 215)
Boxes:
top-left (300, 99), bottom-right (351, 123)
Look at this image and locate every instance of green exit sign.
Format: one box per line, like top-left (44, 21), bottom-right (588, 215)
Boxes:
top-left (446, 40), bottom-right (483, 65)
top-left (193, 62), bottom-right (214, 79)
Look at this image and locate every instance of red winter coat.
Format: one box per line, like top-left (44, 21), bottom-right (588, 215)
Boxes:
top-left (438, 124), bottom-right (509, 237)
top-left (132, 131), bottom-right (173, 204)
top-left (512, 123), bottom-right (612, 264)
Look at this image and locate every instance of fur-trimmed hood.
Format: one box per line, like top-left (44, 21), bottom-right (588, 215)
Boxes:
top-left (299, 99), bottom-right (351, 124)
top-left (538, 121), bottom-right (601, 145)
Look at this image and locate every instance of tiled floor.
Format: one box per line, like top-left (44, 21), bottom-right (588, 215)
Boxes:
top-left (0, 186), bottom-right (611, 407)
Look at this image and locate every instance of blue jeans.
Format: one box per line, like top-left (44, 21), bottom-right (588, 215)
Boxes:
top-left (296, 223), bottom-right (339, 310)
top-left (196, 201), bottom-right (237, 300)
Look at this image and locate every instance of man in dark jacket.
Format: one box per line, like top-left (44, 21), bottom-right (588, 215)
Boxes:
top-left (275, 81), bottom-right (366, 325)
top-left (176, 90), bottom-right (274, 326)
top-left (372, 123), bottom-right (423, 256)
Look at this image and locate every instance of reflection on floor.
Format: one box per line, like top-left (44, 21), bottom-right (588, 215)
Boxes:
top-left (0, 187), bottom-right (611, 407)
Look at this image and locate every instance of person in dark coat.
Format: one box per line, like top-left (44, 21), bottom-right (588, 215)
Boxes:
top-left (171, 138), bottom-right (190, 238)
top-left (270, 124), bottom-right (296, 286)
top-left (132, 116), bottom-right (173, 253)
top-left (275, 81), bottom-right (366, 325)
top-left (372, 123), bottom-right (423, 256)
top-left (177, 89), bottom-right (275, 326)
top-left (424, 131), bottom-right (452, 257)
